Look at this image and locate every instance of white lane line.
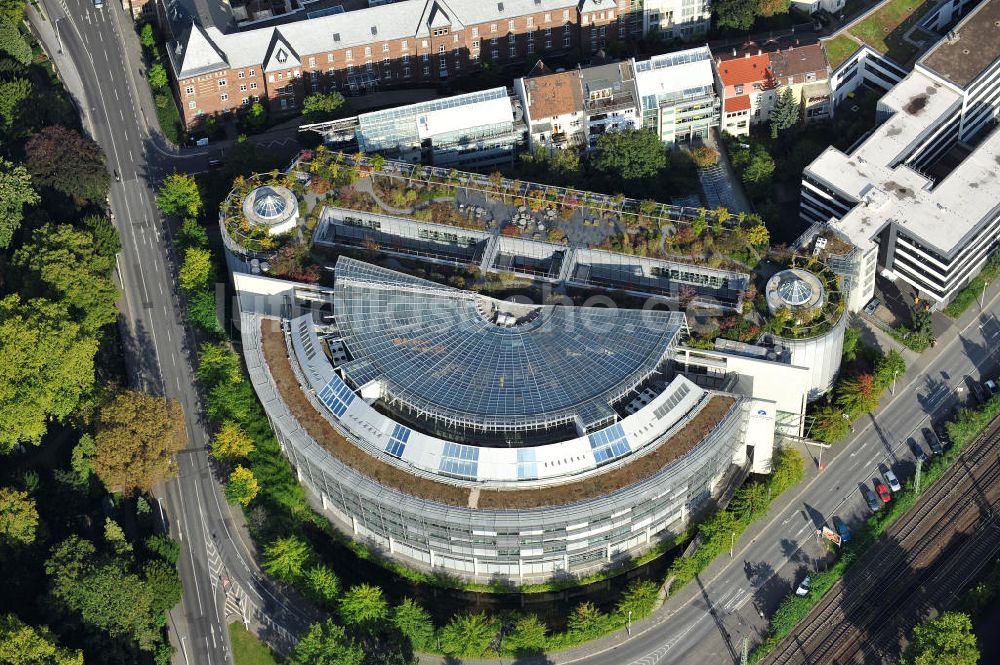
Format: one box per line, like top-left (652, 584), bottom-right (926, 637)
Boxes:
top-left (158, 281), bottom-right (163, 296)
top-left (119, 108), bottom-right (125, 122)
top-left (176, 376), bottom-right (182, 392)
top-left (129, 149), bottom-right (133, 162)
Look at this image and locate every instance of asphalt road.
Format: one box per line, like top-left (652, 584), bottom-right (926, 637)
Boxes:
top-left (31, 3), bottom-right (1000, 664)
top-left (30, 1), bottom-right (311, 664)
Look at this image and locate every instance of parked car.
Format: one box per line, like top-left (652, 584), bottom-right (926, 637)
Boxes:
top-left (795, 576), bottom-right (811, 597)
top-left (93, 0), bottom-right (104, 7)
top-left (874, 479), bottom-right (892, 503)
top-left (882, 467), bottom-right (901, 492)
top-left (923, 427), bottom-right (944, 456)
top-left (933, 422), bottom-right (952, 448)
top-left (863, 298), bottom-right (881, 316)
top-left (862, 484), bottom-right (882, 511)
top-left (833, 516), bottom-right (852, 543)
top-left (987, 379), bottom-right (998, 395)
top-left (910, 439), bottom-right (930, 465)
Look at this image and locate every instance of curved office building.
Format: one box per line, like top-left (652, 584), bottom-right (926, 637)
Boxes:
top-left (238, 258), bottom-right (752, 581)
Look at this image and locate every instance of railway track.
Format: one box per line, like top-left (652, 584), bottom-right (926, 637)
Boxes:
top-left (765, 416), bottom-right (1000, 665)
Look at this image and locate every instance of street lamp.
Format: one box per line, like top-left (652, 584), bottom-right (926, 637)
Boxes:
top-left (730, 531), bottom-right (735, 558)
top-left (627, 610), bottom-right (632, 637)
top-left (891, 370), bottom-right (898, 395)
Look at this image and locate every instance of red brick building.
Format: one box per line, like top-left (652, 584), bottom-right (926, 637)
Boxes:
top-left (167, 0), bottom-right (641, 127)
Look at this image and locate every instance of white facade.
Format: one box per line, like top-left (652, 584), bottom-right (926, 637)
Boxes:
top-left (633, 45), bottom-right (720, 144)
top-left (640, 0), bottom-right (712, 39)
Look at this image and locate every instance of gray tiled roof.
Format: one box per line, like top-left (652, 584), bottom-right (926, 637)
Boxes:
top-left (172, 0), bottom-right (582, 77)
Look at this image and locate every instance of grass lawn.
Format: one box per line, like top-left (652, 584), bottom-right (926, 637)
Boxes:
top-left (153, 90), bottom-right (184, 145)
top-left (825, 34), bottom-right (862, 69)
top-left (229, 624), bottom-right (278, 665)
top-left (848, 0), bottom-right (936, 64)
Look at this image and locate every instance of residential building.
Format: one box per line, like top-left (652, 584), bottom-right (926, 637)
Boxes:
top-left (717, 39), bottom-right (831, 135)
top-left (514, 64), bottom-right (586, 150)
top-left (167, 0), bottom-right (655, 128)
top-left (635, 0), bottom-right (711, 40)
top-left (579, 60), bottom-right (640, 147)
top-left (633, 45), bottom-right (720, 144)
top-left (354, 87), bottom-right (526, 168)
top-left (717, 51), bottom-right (774, 135)
top-left (798, 0), bottom-right (1000, 311)
top-left (790, 0), bottom-right (844, 15)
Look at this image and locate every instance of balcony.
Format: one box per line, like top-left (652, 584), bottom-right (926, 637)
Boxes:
top-left (584, 93), bottom-right (637, 116)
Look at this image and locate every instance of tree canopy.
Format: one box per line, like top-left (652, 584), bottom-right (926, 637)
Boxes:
top-left (0, 159), bottom-right (38, 249)
top-left (155, 173), bottom-right (202, 219)
top-left (0, 22), bottom-right (31, 65)
top-left (224, 465), bottom-right (259, 506)
top-left (24, 126), bottom-right (109, 205)
top-left (905, 611), bottom-right (979, 665)
top-left (91, 390), bottom-right (188, 495)
top-left (178, 246), bottom-right (214, 293)
top-left (262, 536), bottom-right (312, 583)
top-left (211, 421), bottom-right (254, 460)
top-left (14, 223), bottom-right (119, 334)
top-left (0, 78), bottom-right (32, 136)
top-left (590, 129), bottom-right (667, 190)
top-left (302, 91), bottom-right (347, 122)
top-left (715, 0), bottom-right (760, 31)
top-left (769, 87), bottom-right (800, 139)
top-left (0, 614), bottom-right (83, 665)
top-left (0, 487), bottom-right (38, 545)
top-left (0, 295), bottom-right (98, 451)
top-left (285, 620), bottom-right (364, 665)
top-left (338, 583), bottom-right (389, 626)
top-left (147, 64), bottom-right (168, 91)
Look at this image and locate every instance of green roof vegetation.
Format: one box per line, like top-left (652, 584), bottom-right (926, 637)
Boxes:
top-left (847, 0), bottom-right (936, 64)
top-left (825, 34), bottom-right (862, 69)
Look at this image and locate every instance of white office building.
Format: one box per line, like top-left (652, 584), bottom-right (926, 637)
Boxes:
top-left (799, 0), bottom-right (1000, 310)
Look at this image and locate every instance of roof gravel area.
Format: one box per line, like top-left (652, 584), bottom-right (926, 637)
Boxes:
top-left (261, 318), bottom-right (736, 510)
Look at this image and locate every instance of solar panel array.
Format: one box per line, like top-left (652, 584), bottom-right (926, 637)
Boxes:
top-left (589, 423), bottom-right (631, 465)
top-left (333, 257), bottom-right (685, 432)
top-left (439, 442), bottom-right (480, 479)
top-left (318, 375), bottom-right (355, 418)
top-left (385, 423), bottom-right (410, 458)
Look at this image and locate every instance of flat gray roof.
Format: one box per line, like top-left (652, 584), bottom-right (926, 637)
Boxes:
top-left (806, 68), bottom-right (1000, 256)
top-left (920, 0), bottom-right (1000, 89)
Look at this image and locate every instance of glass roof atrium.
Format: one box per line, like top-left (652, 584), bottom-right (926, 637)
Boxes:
top-left (332, 258), bottom-right (686, 434)
top-left (252, 186), bottom-right (288, 219)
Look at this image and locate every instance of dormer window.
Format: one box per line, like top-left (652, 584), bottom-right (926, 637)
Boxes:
top-left (432, 27), bottom-right (449, 37)
top-left (735, 84), bottom-right (744, 95)
top-left (276, 48), bottom-right (288, 64)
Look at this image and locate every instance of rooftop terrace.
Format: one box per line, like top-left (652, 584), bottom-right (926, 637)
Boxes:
top-left (919, 0), bottom-right (1000, 88)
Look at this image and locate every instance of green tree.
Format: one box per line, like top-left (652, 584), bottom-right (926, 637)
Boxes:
top-left (145, 534), bottom-right (180, 566)
top-left (741, 148), bottom-right (776, 197)
top-left (285, 620), bottom-right (363, 665)
top-left (905, 611), bottom-right (979, 665)
top-left (103, 517), bottom-right (132, 556)
top-left (811, 405), bottom-right (850, 444)
top-left (591, 129), bottom-right (667, 190)
top-left (842, 326), bottom-right (861, 362)
top-left (505, 614), bottom-right (547, 656)
top-left (82, 213), bottom-right (121, 262)
top-left (874, 349), bottom-right (906, 390)
top-left (206, 379), bottom-right (254, 423)
top-left (0, 296), bottom-right (98, 451)
top-left (247, 101), bottom-right (267, 128)
top-left (262, 536), bottom-right (312, 583)
top-left (139, 23), bottom-right (156, 50)
top-left (338, 583), bottom-right (389, 626)
top-left (175, 217), bottom-right (208, 250)
top-left (178, 246), bottom-right (214, 293)
top-left (71, 434), bottom-right (97, 483)
top-left (24, 125), bottom-right (109, 204)
top-left (304, 565), bottom-right (341, 607)
top-left (746, 223), bottom-right (769, 247)
top-left (92, 390), bottom-right (188, 495)
top-left (715, 0), bottom-right (759, 30)
top-left (302, 91), bottom-right (346, 122)
top-left (0, 159), bottom-right (38, 249)
top-left (142, 558), bottom-right (183, 621)
top-left (14, 223), bottom-right (119, 334)
top-left (616, 580), bottom-right (660, 620)
top-left (837, 373), bottom-right (881, 417)
top-left (211, 421), bottom-right (254, 460)
top-left (224, 465), bottom-right (259, 506)
top-left (147, 64), bottom-right (168, 91)
top-left (392, 598), bottom-right (434, 652)
top-left (0, 21), bottom-right (31, 66)
top-left (567, 601), bottom-right (609, 640)
top-left (188, 289), bottom-right (223, 333)
top-left (45, 536), bottom-right (162, 651)
top-left (0, 487), bottom-right (38, 545)
top-left (769, 87), bottom-right (800, 139)
top-left (0, 0), bottom-right (27, 25)
top-left (439, 612), bottom-right (494, 657)
top-left (0, 614), bottom-right (83, 665)
top-left (155, 172), bottom-right (202, 218)
top-left (758, 0), bottom-right (791, 16)
top-left (197, 343), bottom-right (243, 386)
top-left (0, 78), bottom-right (32, 135)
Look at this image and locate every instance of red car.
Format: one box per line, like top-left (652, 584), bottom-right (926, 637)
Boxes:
top-left (874, 480), bottom-right (892, 503)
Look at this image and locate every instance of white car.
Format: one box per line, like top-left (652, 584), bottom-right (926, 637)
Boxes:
top-left (883, 468), bottom-right (901, 492)
top-left (93, 0), bottom-right (104, 7)
top-left (795, 576), bottom-right (811, 597)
